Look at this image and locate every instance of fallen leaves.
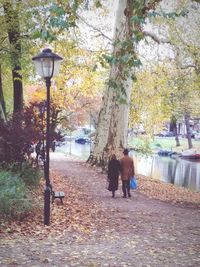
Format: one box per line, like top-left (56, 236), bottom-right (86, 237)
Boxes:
top-left (137, 174), bottom-right (200, 206)
top-left (0, 160), bottom-right (199, 242)
top-left (0, 159), bottom-right (200, 267)
top-left (0, 170), bottom-right (108, 240)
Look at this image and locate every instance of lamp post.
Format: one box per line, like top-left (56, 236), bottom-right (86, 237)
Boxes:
top-left (32, 48), bottom-right (63, 225)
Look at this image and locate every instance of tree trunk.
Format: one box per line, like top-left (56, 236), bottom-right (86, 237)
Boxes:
top-left (88, 0), bottom-right (163, 166)
top-left (175, 130), bottom-right (180, 147)
top-left (0, 64), bottom-right (6, 121)
top-left (184, 112), bottom-right (193, 149)
top-left (3, 1), bottom-right (23, 113)
top-left (89, 0), bottom-right (134, 166)
top-left (170, 115), bottom-right (180, 147)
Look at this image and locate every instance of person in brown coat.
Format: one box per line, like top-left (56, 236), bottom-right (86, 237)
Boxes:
top-left (120, 148), bottom-right (135, 198)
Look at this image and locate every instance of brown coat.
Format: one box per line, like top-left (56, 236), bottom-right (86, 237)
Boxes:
top-left (120, 155), bottom-right (134, 181)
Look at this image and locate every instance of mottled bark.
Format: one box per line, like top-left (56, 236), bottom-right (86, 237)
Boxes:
top-left (90, 0), bottom-right (133, 166)
top-left (90, 0), bottom-right (162, 166)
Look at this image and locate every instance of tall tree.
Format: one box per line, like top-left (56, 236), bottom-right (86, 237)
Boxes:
top-left (129, 65), bottom-right (171, 138)
top-left (90, 0), bottom-right (200, 165)
top-left (90, 0), bottom-right (161, 165)
top-left (0, 64), bottom-right (6, 121)
top-left (1, 0), bottom-right (85, 114)
top-left (3, 0), bottom-right (23, 113)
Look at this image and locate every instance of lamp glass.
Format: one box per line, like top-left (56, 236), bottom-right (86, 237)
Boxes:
top-left (32, 48), bottom-right (62, 78)
top-left (33, 57), bottom-right (62, 78)
top-left (52, 60), bottom-right (62, 76)
top-left (33, 58), bottom-right (53, 78)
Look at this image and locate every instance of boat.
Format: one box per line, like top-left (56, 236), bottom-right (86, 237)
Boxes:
top-left (75, 136), bottom-right (90, 144)
top-left (180, 149), bottom-right (200, 160)
top-left (158, 150), bottom-right (178, 157)
top-left (181, 154), bottom-right (200, 160)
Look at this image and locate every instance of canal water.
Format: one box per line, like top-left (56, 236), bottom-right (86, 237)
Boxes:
top-left (56, 141), bottom-right (200, 192)
top-left (131, 154), bottom-right (200, 192)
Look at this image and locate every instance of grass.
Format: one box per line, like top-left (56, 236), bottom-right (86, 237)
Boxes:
top-left (128, 136), bottom-right (200, 154)
top-left (153, 137), bottom-right (200, 152)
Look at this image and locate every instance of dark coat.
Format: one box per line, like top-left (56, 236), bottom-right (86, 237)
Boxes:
top-left (107, 159), bottom-right (121, 191)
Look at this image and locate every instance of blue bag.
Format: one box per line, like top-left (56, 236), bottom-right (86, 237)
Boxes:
top-left (130, 177), bottom-right (137, 189)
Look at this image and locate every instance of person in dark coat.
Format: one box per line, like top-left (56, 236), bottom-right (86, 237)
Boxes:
top-left (107, 154), bottom-right (121, 198)
top-left (35, 141), bottom-right (42, 163)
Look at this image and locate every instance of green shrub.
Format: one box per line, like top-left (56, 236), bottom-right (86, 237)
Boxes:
top-left (20, 161), bottom-right (42, 186)
top-left (0, 160), bottom-right (42, 186)
top-left (0, 171), bottom-right (32, 217)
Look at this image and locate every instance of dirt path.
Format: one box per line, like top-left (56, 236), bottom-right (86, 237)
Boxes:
top-left (0, 153), bottom-right (200, 267)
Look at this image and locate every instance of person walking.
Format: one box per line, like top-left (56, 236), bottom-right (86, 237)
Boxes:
top-left (35, 141), bottom-right (42, 163)
top-left (120, 148), bottom-right (135, 198)
top-left (107, 154), bottom-right (121, 198)
top-left (51, 140), bottom-right (56, 152)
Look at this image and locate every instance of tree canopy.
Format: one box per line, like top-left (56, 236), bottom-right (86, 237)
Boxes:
top-left (0, 0), bottom-right (199, 160)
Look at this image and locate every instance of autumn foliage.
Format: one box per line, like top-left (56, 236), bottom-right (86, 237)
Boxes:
top-left (0, 113), bottom-right (36, 166)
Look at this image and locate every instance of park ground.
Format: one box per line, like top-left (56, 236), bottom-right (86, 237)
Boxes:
top-left (0, 152), bottom-right (200, 267)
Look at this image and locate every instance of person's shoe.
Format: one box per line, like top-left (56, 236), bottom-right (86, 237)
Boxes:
top-left (128, 193), bottom-right (131, 198)
top-left (122, 195), bottom-right (126, 198)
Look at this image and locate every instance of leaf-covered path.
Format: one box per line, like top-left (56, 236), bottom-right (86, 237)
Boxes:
top-left (1, 153), bottom-right (200, 267)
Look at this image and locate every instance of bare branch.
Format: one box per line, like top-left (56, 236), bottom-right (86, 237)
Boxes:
top-left (77, 15), bottom-right (112, 42)
top-left (180, 64), bottom-right (196, 70)
top-left (143, 30), bottom-right (171, 44)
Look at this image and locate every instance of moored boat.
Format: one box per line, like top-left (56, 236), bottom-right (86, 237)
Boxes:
top-left (158, 150), bottom-right (178, 158)
top-left (180, 149), bottom-right (200, 160)
top-left (75, 136), bottom-right (90, 144)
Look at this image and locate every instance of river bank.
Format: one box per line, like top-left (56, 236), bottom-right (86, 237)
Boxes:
top-left (56, 140), bottom-right (200, 192)
top-left (0, 154), bottom-right (200, 266)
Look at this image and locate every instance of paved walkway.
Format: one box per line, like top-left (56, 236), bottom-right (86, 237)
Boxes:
top-left (0, 153), bottom-right (200, 267)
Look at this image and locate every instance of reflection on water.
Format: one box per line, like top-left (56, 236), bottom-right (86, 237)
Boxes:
top-left (56, 141), bottom-right (200, 192)
top-left (56, 140), bottom-right (91, 159)
top-left (132, 154), bottom-right (200, 192)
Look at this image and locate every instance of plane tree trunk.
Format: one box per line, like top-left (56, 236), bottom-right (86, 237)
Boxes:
top-left (88, 0), bottom-right (162, 167)
top-left (89, 0), bottom-right (136, 166)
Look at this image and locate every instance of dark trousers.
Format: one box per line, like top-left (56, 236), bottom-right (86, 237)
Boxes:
top-left (122, 180), bottom-right (130, 197)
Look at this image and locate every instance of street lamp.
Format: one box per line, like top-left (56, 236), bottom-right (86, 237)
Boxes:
top-left (32, 48), bottom-right (63, 225)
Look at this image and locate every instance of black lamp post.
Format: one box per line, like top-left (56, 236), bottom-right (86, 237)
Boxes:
top-left (32, 48), bottom-right (63, 225)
